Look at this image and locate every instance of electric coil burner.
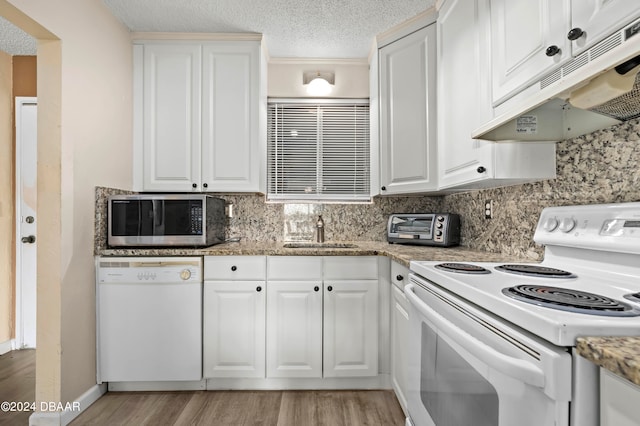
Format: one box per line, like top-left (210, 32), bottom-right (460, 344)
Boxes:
top-left (502, 285), bottom-right (640, 317)
top-left (624, 292), bottom-right (640, 304)
top-left (495, 264), bottom-right (576, 278)
top-left (434, 262), bottom-right (491, 274)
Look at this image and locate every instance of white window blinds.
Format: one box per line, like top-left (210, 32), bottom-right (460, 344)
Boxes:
top-left (267, 100), bottom-right (370, 201)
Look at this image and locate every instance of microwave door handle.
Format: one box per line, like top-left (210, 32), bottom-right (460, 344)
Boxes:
top-left (152, 200), bottom-right (164, 229)
top-left (405, 283), bottom-right (546, 389)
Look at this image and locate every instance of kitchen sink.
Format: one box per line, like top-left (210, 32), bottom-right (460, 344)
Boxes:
top-left (283, 242), bottom-right (359, 249)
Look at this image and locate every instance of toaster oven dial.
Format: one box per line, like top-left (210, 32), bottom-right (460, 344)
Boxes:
top-left (436, 222), bottom-right (444, 229)
top-left (437, 215), bottom-right (445, 222)
top-left (435, 230), bottom-right (443, 237)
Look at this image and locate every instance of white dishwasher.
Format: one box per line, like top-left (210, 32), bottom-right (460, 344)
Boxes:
top-left (97, 257), bottom-right (202, 383)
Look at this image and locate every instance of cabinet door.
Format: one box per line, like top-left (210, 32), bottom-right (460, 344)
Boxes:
top-left (266, 281), bottom-right (323, 378)
top-left (571, 0), bottom-right (640, 56)
top-left (437, 0), bottom-right (494, 189)
top-left (323, 280), bottom-right (378, 377)
top-left (391, 284), bottom-right (410, 412)
top-left (490, 0), bottom-right (571, 105)
top-left (379, 24), bottom-right (437, 195)
top-left (142, 44), bottom-right (202, 191)
top-left (202, 42), bottom-right (262, 192)
top-left (203, 281), bottom-right (265, 378)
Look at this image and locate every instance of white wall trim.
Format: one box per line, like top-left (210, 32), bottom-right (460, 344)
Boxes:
top-left (268, 57), bottom-right (368, 66)
top-left (131, 32), bottom-right (263, 42)
top-left (0, 339), bottom-right (15, 355)
top-left (29, 383), bottom-right (107, 426)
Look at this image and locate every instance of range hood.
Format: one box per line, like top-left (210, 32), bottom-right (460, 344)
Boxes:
top-left (474, 17), bottom-right (640, 142)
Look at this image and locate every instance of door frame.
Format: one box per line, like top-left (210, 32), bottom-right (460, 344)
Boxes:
top-left (14, 96), bottom-right (37, 349)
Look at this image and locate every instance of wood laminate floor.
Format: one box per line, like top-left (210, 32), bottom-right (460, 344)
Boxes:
top-left (0, 350), bottom-right (405, 425)
top-left (71, 389), bottom-right (406, 426)
top-left (0, 349), bottom-right (36, 426)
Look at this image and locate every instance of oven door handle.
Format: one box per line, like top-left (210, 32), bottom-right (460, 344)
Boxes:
top-left (405, 283), bottom-right (546, 389)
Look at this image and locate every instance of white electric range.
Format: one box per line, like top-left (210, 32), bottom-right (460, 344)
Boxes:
top-left (406, 202), bottom-right (640, 426)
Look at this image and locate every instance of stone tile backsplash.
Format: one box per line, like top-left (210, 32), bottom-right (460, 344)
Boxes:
top-left (96, 118), bottom-right (640, 257)
top-left (442, 117), bottom-right (640, 259)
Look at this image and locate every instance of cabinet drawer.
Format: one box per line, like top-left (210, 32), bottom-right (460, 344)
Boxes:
top-left (204, 256), bottom-right (266, 280)
top-left (267, 257), bottom-right (323, 280)
top-left (391, 261), bottom-right (409, 290)
top-left (324, 256), bottom-right (378, 280)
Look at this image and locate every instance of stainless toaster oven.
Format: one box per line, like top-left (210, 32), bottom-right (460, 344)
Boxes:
top-left (387, 213), bottom-right (460, 247)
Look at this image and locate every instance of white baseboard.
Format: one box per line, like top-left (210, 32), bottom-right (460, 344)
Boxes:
top-left (108, 380), bottom-right (206, 392)
top-left (29, 383), bottom-right (107, 426)
top-left (0, 339), bottom-right (15, 355)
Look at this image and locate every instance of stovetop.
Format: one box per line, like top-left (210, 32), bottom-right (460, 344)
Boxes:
top-left (409, 202), bottom-right (640, 347)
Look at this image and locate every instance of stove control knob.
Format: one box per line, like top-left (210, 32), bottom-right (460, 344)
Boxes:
top-left (558, 217), bottom-right (576, 233)
top-left (542, 217), bottom-right (559, 232)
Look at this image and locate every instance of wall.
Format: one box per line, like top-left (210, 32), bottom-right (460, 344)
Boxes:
top-left (0, 50), bottom-right (12, 350)
top-left (442, 117), bottom-right (640, 260)
top-left (13, 55), bottom-right (36, 95)
top-left (268, 58), bottom-right (369, 98)
top-left (4, 0), bottom-right (133, 410)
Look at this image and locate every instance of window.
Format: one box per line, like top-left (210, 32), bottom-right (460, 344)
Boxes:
top-left (267, 99), bottom-right (370, 202)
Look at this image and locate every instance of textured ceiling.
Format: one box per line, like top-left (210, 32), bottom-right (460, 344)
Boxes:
top-left (103, 0), bottom-right (434, 58)
top-left (0, 16), bottom-right (37, 55)
top-left (0, 1), bottom-right (434, 58)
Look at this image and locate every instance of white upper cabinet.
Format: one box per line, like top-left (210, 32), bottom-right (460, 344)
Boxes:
top-left (438, 0), bottom-right (557, 190)
top-left (201, 43), bottom-right (263, 192)
top-left (490, 0), bottom-right (640, 106)
top-left (378, 22), bottom-right (438, 195)
top-left (138, 43), bottom-right (202, 192)
top-left (571, 0), bottom-right (640, 56)
top-left (490, 0), bottom-right (571, 106)
top-left (134, 38), bottom-right (265, 193)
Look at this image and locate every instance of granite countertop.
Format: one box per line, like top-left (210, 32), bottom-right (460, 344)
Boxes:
top-left (577, 337), bottom-right (640, 387)
top-left (97, 240), bottom-right (529, 267)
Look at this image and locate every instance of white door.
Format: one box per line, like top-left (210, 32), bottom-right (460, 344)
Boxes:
top-left (203, 280), bottom-right (266, 378)
top-left (266, 281), bottom-right (323, 378)
top-left (15, 97), bottom-right (37, 349)
top-left (378, 24), bottom-right (438, 195)
top-left (323, 280), bottom-right (378, 377)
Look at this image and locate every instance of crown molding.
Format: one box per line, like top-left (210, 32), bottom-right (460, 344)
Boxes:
top-left (131, 32), bottom-right (263, 42)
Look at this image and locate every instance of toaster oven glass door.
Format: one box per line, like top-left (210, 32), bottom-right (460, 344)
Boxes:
top-left (395, 217), bottom-right (433, 238)
top-left (111, 199), bottom-right (203, 236)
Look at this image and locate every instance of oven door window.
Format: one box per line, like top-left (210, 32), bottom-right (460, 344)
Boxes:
top-left (421, 322), bottom-right (498, 426)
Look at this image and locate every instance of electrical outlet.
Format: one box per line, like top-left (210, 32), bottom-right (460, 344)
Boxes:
top-left (484, 200), bottom-right (493, 219)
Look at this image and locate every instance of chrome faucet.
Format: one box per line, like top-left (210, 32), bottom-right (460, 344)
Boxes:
top-left (315, 215), bottom-right (325, 243)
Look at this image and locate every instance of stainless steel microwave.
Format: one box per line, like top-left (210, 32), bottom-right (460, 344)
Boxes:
top-left (107, 194), bottom-right (225, 247)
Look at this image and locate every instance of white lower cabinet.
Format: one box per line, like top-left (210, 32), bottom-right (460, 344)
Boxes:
top-left (601, 369), bottom-right (640, 426)
top-left (324, 280), bottom-right (378, 377)
top-left (203, 281), bottom-right (265, 378)
top-left (203, 256), bottom-right (267, 378)
top-left (390, 261), bottom-right (410, 413)
top-left (266, 256), bottom-right (379, 379)
top-left (204, 255), bottom-right (380, 384)
top-left (266, 280), bottom-right (323, 378)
